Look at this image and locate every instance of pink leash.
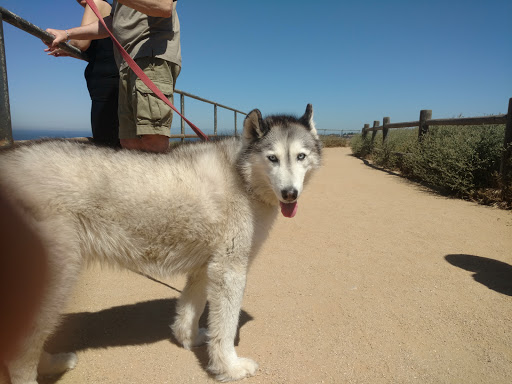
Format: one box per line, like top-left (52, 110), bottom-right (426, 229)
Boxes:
top-left (84, 0), bottom-right (209, 141)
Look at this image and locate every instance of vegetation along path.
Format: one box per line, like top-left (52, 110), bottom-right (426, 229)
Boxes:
top-left (9, 147), bottom-right (510, 384)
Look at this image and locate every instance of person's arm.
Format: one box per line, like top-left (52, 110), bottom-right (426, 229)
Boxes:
top-left (117, 0), bottom-right (174, 18)
top-left (46, 0), bottom-right (112, 59)
top-left (71, 0), bottom-right (113, 52)
top-left (45, 16), bottom-right (112, 50)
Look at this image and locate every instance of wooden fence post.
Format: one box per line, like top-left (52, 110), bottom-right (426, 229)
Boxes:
top-left (418, 109), bottom-right (432, 141)
top-left (0, 13), bottom-right (13, 148)
top-left (362, 124), bottom-right (369, 139)
top-left (383, 117), bottom-right (390, 143)
top-left (500, 98), bottom-right (512, 180)
top-left (371, 120), bottom-right (379, 143)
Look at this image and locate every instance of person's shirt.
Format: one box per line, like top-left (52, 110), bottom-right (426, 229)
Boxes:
top-left (111, 0), bottom-right (181, 71)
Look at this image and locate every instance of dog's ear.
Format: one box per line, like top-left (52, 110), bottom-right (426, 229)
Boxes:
top-left (300, 104), bottom-right (318, 136)
top-left (243, 109), bottom-right (267, 141)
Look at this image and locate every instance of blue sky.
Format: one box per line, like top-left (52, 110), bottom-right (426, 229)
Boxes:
top-left (1, 0), bottom-right (511, 136)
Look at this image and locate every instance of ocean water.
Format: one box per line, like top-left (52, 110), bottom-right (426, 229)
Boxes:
top-left (11, 129), bottom-right (209, 142)
top-left (13, 129), bottom-right (92, 141)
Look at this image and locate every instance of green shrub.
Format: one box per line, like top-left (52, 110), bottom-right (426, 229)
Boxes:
top-left (371, 129), bottom-right (417, 170)
top-left (350, 125), bottom-right (510, 207)
top-left (404, 125), bottom-right (504, 195)
top-left (349, 133), bottom-right (374, 157)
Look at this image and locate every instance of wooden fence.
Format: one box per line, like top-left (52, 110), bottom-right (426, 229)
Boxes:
top-left (360, 98), bottom-right (512, 178)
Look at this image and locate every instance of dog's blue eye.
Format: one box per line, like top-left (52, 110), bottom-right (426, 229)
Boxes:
top-left (297, 153), bottom-right (306, 161)
top-left (268, 155), bottom-right (278, 163)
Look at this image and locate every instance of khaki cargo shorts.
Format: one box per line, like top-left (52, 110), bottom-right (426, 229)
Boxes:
top-left (118, 57), bottom-right (181, 139)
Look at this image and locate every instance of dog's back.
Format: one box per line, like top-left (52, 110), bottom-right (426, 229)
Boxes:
top-left (0, 139), bottom-right (252, 275)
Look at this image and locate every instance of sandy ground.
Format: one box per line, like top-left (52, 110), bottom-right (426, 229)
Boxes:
top-left (4, 147), bottom-right (512, 383)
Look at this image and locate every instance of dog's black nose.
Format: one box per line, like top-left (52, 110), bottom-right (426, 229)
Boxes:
top-left (281, 188), bottom-right (298, 202)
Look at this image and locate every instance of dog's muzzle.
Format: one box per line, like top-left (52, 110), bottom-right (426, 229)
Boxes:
top-left (281, 188), bottom-right (298, 202)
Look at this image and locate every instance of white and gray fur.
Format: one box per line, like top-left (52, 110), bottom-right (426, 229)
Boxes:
top-left (0, 104), bottom-right (322, 383)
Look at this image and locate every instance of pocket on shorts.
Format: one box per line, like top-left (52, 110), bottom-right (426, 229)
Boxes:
top-left (134, 77), bottom-right (174, 127)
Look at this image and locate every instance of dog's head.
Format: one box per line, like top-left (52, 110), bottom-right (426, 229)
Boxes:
top-left (240, 104), bottom-right (322, 218)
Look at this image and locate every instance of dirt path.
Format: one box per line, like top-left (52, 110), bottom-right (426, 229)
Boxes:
top-left (11, 147), bottom-right (512, 383)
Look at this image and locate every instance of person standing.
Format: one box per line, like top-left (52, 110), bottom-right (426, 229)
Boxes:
top-left (47, 0), bottom-right (120, 148)
top-left (46, 0), bottom-right (181, 153)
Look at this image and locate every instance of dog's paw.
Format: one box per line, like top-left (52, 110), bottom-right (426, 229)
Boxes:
top-left (9, 381), bottom-right (38, 384)
top-left (171, 324), bottom-right (208, 350)
top-left (212, 357), bottom-right (258, 382)
top-left (13, 382), bottom-right (38, 384)
top-left (38, 352), bottom-right (78, 376)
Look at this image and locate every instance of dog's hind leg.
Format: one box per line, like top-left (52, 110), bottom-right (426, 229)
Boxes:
top-left (7, 278), bottom-right (79, 384)
top-left (7, 217), bottom-right (81, 384)
top-left (171, 267), bottom-right (209, 350)
top-left (8, 348), bottom-right (78, 384)
top-left (7, 334), bottom-right (46, 384)
top-left (205, 258), bottom-right (258, 382)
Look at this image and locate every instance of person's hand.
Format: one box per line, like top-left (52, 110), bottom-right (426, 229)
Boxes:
top-left (45, 28), bottom-right (68, 47)
top-left (44, 28), bottom-right (70, 57)
top-left (44, 47), bottom-right (70, 58)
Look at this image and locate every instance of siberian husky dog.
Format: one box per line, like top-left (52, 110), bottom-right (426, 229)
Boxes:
top-left (1, 104), bottom-right (322, 383)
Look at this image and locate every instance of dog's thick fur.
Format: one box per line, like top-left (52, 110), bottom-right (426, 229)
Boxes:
top-left (0, 105), bottom-right (322, 383)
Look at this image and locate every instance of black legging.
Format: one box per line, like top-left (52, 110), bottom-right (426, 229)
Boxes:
top-left (85, 38), bottom-right (120, 148)
top-left (91, 90), bottom-right (120, 148)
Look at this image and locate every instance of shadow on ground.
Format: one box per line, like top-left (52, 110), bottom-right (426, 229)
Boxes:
top-left (359, 157), bottom-right (402, 178)
top-left (445, 254), bottom-right (512, 296)
top-left (40, 298), bottom-right (253, 383)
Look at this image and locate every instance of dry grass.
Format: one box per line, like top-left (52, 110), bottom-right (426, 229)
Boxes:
top-left (320, 135), bottom-right (350, 148)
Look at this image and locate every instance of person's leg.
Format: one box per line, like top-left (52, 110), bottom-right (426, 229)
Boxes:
top-left (120, 134), bottom-right (170, 153)
top-left (91, 93), bottom-right (121, 148)
top-left (117, 66), bottom-right (137, 147)
top-left (119, 58), bottom-right (180, 153)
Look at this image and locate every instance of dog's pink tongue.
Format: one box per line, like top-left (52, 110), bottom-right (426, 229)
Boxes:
top-left (280, 201), bottom-right (298, 218)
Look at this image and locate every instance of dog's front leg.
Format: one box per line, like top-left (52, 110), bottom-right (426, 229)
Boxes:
top-left (206, 260), bottom-right (258, 381)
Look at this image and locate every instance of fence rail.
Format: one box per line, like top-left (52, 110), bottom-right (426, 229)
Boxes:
top-left (0, 6), bottom-right (246, 146)
top-left (363, 114), bottom-right (508, 132)
top-left (0, 6), bottom-right (86, 60)
top-left (360, 97), bottom-right (512, 177)
top-left (174, 89), bottom-right (246, 140)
